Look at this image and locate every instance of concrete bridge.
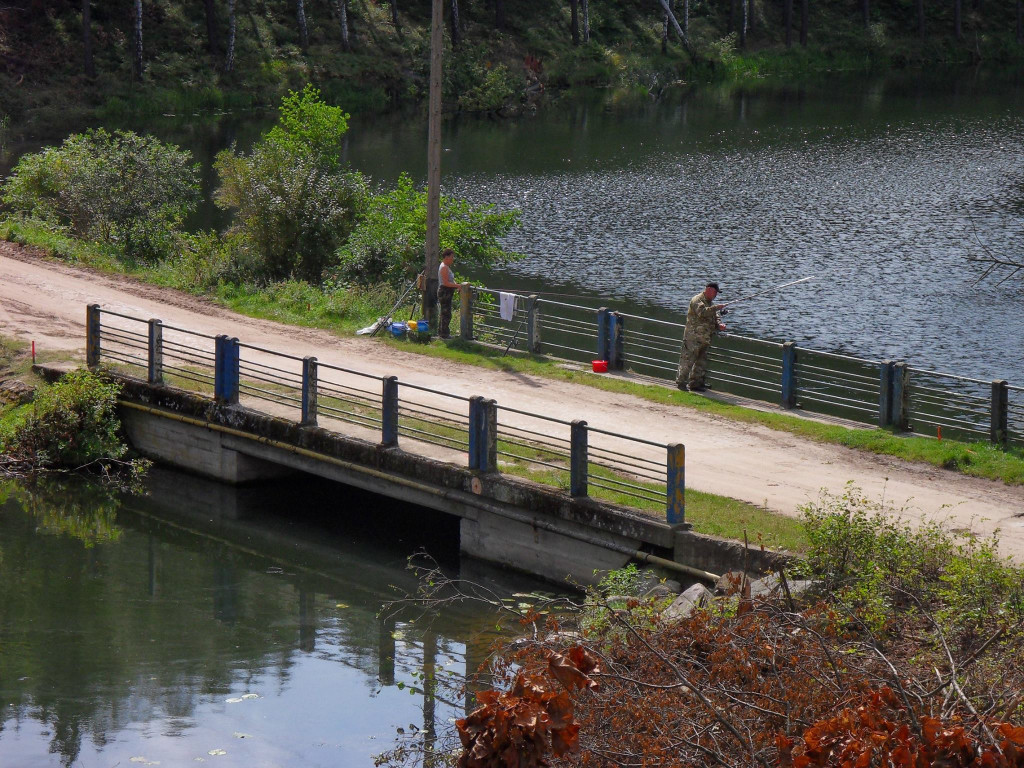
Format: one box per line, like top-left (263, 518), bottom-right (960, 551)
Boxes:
top-left (66, 304), bottom-right (786, 587)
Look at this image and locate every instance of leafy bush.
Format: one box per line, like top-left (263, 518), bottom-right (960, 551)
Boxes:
top-left (447, 46), bottom-right (522, 112)
top-left (1, 129), bottom-right (199, 262)
top-left (335, 172), bottom-right (521, 287)
top-left (1, 369), bottom-right (144, 479)
top-left (799, 484), bottom-right (1024, 641)
top-left (215, 85), bottom-right (369, 282)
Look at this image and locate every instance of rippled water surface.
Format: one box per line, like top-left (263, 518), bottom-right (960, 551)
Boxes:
top-left (343, 72), bottom-right (1024, 381)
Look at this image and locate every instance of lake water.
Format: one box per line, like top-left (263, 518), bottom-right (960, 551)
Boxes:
top-left (3, 68), bottom-right (1023, 380)
top-left (0, 469), bottom-right (551, 767)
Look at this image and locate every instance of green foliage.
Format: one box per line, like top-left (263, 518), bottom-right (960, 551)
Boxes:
top-left (0, 112), bottom-right (9, 157)
top-left (335, 172), bottom-right (522, 287)
top-left (215, 87), bottom-right (368, 282)
top-left (0, 129), bottom-right (199, 262)
top-left (1, 369), bottom-right (139, 475)
top-left (799, 484), bottom-right (1024, 640)
top-left (447, 46), bottom-right (522, 112)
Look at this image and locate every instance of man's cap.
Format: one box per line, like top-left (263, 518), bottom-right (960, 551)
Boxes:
top-left (706, 282), bottom-right (720, 292)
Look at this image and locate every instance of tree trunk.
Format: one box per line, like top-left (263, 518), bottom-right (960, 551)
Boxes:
top-left (662, 9), bottom-right (669, 52)
top-left (582, 0), bottom-right (590, 42)
top-left (657, 0), bottom-right (695, 56)
top-left (295, 0), bottom-right (309, 50)
top-left (449, 0), bottom-right (461, 47)
top-left (683, 0), bottom-right (689, 33)
top-left (799, 0), bottom-right (808, 46)
top-left (861, 0), bottom-right (868, 27)
top-left (391, 0), bottom-right (401, 32)
top-left (332, 0), bottom-right (351, 50)
top-left (133, 0), bottom-right (143, 79)
top-left (82, 0), bottom-right (95, 77)
top-left (204, 0), bottom-right (219, 52)
top-left (784, 0), bottom-right (792, 46)
top-left (739, 0), bottom-right (747, 46)
top-left (570, 0), bottom-right (580, 45)
top-left (494, 0), bottom-right (505, 29)
top-left (953, 0), bottom-right (961, 39)
top-left (916, 0), bottom-right (924, 39)
top-left (225, 0), bottom-right (236, 71)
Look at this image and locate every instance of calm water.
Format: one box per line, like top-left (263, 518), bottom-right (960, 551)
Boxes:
top-left (3, 69), bottom-right (1023, 380)
top-left (0, 469), bottom-right (547, 767)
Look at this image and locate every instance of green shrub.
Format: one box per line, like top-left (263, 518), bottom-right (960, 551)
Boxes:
top-left (1, 129), bottom-right (199, 263)
top-left (335, 172), bottom-right (522, 287)
top-left (215, 85), bottom-right (369, 282)
top-left (447, 46), bottom-right (522, 112)
top-left (1, 369), bottom-right (138, 474)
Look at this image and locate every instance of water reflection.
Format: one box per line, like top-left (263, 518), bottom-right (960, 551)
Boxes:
top-left (0, 470), bottom-right (545, 767)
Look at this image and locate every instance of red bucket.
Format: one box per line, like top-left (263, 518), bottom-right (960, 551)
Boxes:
top-left (592, 360), bottom-right (608, 373)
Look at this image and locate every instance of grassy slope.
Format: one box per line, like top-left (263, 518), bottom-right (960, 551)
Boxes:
top-left (1, 0), bottom-right (1022, 132)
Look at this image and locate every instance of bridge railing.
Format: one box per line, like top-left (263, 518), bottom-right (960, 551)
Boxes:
top-left (86, 305), bottom-right (683, 522)
top-left (461, 289), bottom-right (1020, 448)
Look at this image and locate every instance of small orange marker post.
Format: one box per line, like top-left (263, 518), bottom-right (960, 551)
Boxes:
top-left (937, 426), bottom-right (942, 441)
top-left (32, 340), bottom-right (36, 364)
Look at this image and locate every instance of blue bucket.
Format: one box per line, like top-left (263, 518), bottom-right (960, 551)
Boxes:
top-left (417, 319), bottom-right (430, 334)
top-left (390, 322), bottom-right (407, 337)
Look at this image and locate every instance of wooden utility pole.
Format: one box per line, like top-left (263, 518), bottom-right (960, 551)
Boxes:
top-left (424, 0), bottom-right (443, 325)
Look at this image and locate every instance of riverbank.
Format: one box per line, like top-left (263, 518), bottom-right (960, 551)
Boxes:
top-left (3, 242), bottom-right (1024, 557)
top-left (2, 0), bottom-right (1022, 137)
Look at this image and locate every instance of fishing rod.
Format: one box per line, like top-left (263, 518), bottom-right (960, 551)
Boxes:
top-left (718, 276), bottom-right (814, 313)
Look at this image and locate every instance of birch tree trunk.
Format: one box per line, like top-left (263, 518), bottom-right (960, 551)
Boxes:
top-left (82, 0), bottom-right (95, 77)
top-left (449, 0), bottom-right (461, 47)
top-left (133, 0), bottom-right (143, 79)
top-left (739, 0), bottom-right (747, 46)
top-left (683, 0), bottom-right (689, 33)
top-left (582, 0), bottom-right (590, 42)
top-left (656, 0), bottom-right (695, 56)
top-left (296, 0), bottom-right (309, 50)
top-left (225, 0), bottom-right (236, 71)
top-left (332, 0), bottom-right (351, 50)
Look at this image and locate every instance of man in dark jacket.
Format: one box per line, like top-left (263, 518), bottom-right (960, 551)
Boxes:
top-left (676, 282), bottom-right (727, 392)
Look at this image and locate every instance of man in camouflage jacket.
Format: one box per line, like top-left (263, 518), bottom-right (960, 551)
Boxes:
top-left (676, 282), bottom-right (727, 392)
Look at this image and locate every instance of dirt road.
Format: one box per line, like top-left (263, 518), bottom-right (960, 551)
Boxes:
top-left (3, 242), bottom-right (1023, 553)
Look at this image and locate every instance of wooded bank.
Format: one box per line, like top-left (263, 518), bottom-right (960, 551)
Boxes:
top-left (2, 0), bottom-right (1023, 125)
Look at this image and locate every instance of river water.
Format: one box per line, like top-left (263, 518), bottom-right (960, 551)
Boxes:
top-left (0, 469), bottom-right (550, 767)
top-left (3, 69), bottom-right (1022, 380)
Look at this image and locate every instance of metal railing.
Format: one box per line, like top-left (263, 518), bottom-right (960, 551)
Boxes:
top-left (462, 288), bottom-right (1021, 448)
top-left (86, 305), bottom-right (684, 523)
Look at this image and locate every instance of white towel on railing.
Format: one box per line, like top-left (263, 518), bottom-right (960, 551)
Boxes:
top-left (499, 292), bottom-right (517, 322)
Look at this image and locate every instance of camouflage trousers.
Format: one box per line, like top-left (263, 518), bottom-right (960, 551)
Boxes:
top-left (438, 286), bottom-right (455, 338)
top-left (676, 335), bottom-right (710, 388)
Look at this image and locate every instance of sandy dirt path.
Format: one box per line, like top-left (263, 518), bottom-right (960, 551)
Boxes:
top-left (2, 242), bottom-right (1022, 553)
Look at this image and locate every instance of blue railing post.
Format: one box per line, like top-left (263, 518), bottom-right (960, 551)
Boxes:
top-left (879, 360), bottom-right (894, 427)
top-left (86, 304), bottom-right (101, 368)
top-left (609, 312), bottom-right (625, 370)
top-left (892, 362), bottom-right (909, 431)
top-left (596, 307), bottom-right (609, 362)
top-left (666, 443), bottom-right (686, 526)
top-left (215, 335), bottom-right (240, 405)
top-left (781, 342), bottom-right (797, 408)
top-left (468, 396), bottom-right (482, 469)
top-left (570, 420), bottom-right (588, 497)
top-left (381, 375), bottom-right (399, 445)
top-left (460, 285), bottom-right (474, 339)
top-left (301, 356), bottom-right (318, 426)
top-left (526, 295), bottom-right (540, 353)
top-left (147, 318), bottom-right (164, 385)
top-left (991, 379), bottom-right (1008, 445)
